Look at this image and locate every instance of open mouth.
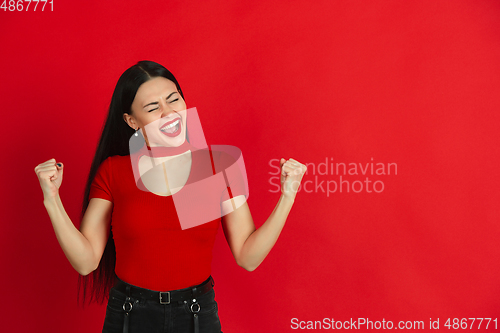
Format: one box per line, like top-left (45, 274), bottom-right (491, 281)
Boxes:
top-left (160, 118), bottom-right (181, 137)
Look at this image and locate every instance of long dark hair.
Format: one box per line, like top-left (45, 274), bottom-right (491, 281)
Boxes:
top-left (77, 60), bottom-right (185, 306)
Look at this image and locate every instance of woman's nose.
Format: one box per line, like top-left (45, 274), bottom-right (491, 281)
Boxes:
top-left (162, 108), bottom-right (175, 117)
top-left (160, 101), bottom-right (176, 117)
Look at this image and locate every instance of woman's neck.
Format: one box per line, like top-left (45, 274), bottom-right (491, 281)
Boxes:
top-left (141, 139), bottom-right (194, 158)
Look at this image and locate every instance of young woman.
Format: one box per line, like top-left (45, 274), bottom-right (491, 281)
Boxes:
top-left (34, 60), bottom-right (307, 333)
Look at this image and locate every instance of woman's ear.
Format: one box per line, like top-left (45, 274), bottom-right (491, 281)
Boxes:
top-left (123, 113), bottom-right (135, 129)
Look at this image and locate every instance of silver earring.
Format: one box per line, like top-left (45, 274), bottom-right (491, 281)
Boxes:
top-left (134, 128), bottom-right (139, 136)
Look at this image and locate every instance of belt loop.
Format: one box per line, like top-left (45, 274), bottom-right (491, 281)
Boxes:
top-left (123, 285), bottom-right (132, 333)
top-left (127, 285), bottom-right (131, 297)
top-left (193, 313), bottom-right (199, 333)
top-left (190, 298), bottom-right (200, 333)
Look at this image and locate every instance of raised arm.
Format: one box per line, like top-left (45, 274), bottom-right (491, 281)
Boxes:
top-left (35, 158), bottom-right (113, 275)
top-left (221, 157), bottom-right (307, 271)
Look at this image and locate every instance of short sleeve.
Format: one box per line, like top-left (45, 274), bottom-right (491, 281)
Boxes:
top-left (218, 150), bottom-right (248, 202)
top-left (89, 157), bottom-right (113, 202)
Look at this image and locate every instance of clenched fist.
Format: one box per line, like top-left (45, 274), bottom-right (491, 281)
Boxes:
top-left (280, 158), bottom-right (307, 200)
top-left (34, 158), bottom-right (64, 199)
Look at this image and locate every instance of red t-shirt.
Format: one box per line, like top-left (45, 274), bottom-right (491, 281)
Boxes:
top-left (89, 148), bottom-right (246, 291)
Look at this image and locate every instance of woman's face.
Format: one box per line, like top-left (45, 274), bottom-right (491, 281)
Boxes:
top-left (124, 76), bottom-right (187, 147)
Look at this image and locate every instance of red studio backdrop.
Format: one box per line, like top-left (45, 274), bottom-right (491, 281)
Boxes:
top-left (2, 1), bottom-right (499, 332)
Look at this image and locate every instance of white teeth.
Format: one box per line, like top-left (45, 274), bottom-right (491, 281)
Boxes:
top-left (160, 119), bottom-right (180, 131)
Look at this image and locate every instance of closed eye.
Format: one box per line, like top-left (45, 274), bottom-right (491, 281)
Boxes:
top-left (147, 97), bottom-right (180, 112)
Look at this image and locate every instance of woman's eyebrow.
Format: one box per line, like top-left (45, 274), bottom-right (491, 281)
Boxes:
top-left (143, 92), bottom-right (178, 108)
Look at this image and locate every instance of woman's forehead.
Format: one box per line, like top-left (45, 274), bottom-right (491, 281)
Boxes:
top-left (136, 77), bottom-right (177, 101)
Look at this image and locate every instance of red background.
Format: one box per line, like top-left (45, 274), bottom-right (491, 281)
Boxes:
top-left (2, 0), bottom-right (499, 332)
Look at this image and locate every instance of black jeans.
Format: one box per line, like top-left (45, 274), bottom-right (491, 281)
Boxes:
top-left (102, 277), bottom-right (223, 333)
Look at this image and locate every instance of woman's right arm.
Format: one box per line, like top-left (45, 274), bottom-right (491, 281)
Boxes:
top-left (36, 158), bottom-right (112, 276)
top-left (43, 196), bottom-right (112, 276)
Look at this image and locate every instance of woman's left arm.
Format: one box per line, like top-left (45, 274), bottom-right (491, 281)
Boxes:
top-left (221, 158), bottom-right (307, 271)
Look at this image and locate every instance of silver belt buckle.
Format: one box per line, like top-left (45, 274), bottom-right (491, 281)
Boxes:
top-left (159, 292), bottom-right (170, 304)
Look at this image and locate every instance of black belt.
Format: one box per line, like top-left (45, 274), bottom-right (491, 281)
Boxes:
top-left (115, 275), bottom-right (214, 333)
top-left (115, 275), bottom-right (214, 304)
